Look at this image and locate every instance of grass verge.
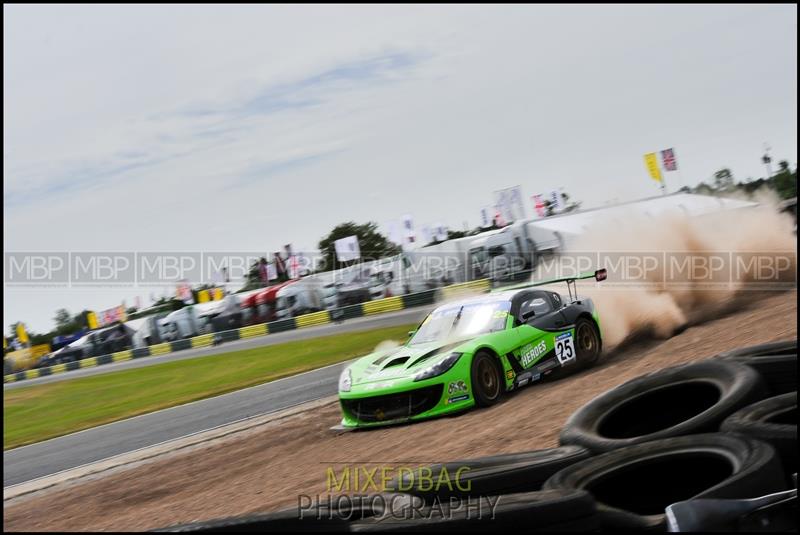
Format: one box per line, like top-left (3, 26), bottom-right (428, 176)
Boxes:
top-left (4, 323), bottom-right (415, 450)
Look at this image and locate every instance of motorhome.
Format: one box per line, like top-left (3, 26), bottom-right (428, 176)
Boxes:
top-left (275, 278), bottom-right (325, 319)
top-left (131, 313), bottom-right (168, 349)
top-left (467, 222), bottom-right (562, 282)
top-left (159, 306), bottom-right (203, 341)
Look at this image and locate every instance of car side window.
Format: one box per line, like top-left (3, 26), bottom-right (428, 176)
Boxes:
top-left (518, 296), bottom-right (553, 323)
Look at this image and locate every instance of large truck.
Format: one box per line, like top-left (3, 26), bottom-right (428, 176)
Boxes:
top-left (412, 232), bottom-right (506, 285)
top-left (467, 221), bottom-right (563, 282)
top-left (131, 313), bottom-right (168, 349)
top-left (333, 264), bottom-right (374, 307)
top-left (275, 278), bottom-right (325, 319)
top-left (159, 306), bottom-right (203, 342)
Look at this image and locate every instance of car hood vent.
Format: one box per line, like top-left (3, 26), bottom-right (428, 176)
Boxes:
top-left (383, 356), bottom-right (410, 369)
top-left (407, 340), bottom-right (466, 368)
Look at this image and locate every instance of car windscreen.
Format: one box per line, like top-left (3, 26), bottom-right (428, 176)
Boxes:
top-left (408, 300), bottom-right (510, 346)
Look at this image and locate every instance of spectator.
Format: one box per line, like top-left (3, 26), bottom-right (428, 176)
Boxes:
top-left (274, 252), bottom-right (288, 282)
top-left (258, 257), bottom-right (269, 285)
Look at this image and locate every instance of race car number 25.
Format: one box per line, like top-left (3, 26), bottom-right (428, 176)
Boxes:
top-left (555, 332), bottom-right (576, 365)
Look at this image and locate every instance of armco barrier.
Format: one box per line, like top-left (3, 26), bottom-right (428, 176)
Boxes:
top-left (3, 278), bottom-right (491, 384)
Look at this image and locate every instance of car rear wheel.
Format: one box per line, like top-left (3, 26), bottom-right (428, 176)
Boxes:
top-left (575, 318), bottom-right (601, 369)
top-left (471, 351), bottom-right (503, 407)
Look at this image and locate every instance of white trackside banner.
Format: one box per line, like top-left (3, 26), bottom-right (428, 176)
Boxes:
top-left (334, 235), bottom-right (361, 262)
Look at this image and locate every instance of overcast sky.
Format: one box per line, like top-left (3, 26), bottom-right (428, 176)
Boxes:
top-left (4, 4), bottom-right (797, 333)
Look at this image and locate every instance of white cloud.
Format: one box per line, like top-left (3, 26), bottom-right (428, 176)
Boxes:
top-left (3, 4), bottom-right (797, 332)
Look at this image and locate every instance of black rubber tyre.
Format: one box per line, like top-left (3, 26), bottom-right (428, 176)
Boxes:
top-left (544, 433), bottom-right (787, 531)
top-left (385, 445), bottom-right (591, 502)
top-left (559, 359), bottom-right (767, 453)
top-left (470, 351), bottom-right (503, 407)
top-left (154, 508), bottom-right (349, 532)
top-left (155, 494), bottom-right (421, 532)
top-left (715, 340), bottom-right (798, 395)
top-left (574, 317), bottom-right (601, 370)
top-left (349, 489), bottom-right (599, 532)
top-left (721, 392), bottom-right (797, 478)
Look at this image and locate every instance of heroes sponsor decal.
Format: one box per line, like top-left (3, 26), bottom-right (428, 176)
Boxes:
top-left (520, 339), bottom-right (547, 367)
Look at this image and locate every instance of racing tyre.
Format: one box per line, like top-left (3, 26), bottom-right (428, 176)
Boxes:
top-left (544, 434), bottom-right (787, 531)
top-left (471, 351), bottom-right (503, 407)
top-left (559, 360), bottom-right (767, 453)
top-left (385, 445), bottom-right (591, 502)
top-left (156, 494), bottom-right (422, 532)
top-left (714, 339), bottom-right (798, 395)
top-left (721, 392), bottom-right (797, 478)
top-left (155, 508), bottom-right (349, 532)
top-left (349, 489), bottom-right (599, 532)
top-left (574, 317), bottom-right (601, 370)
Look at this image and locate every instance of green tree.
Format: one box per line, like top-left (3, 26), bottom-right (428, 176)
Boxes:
top-left (772, 161), bottom-right (797, 200)
top-left (317, 222), bottom-right (401, 272)
top-left (53, 309), bottom-right (72, 330)
top-left (713, 168), bottom-right (734, 190)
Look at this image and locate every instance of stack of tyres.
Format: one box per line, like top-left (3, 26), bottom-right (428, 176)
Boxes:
top-left (722, 392), bottom-right (798, 484)
top-left (714, 340), bottom-right (798, 395)
top-left (156, 340), bottom-right (797, 533)
top-left (544, 434), bottom-right (786, 531)
top-left (557, 360), bottom-right (768, 453)
top-left (548, 340), bottom-right (797, 532)
top-left (349, 489), bottom-right (600, 532)
top-left (384, 446), bottom-right (591, 502)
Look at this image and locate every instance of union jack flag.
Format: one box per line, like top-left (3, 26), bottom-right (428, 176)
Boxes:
top-left (661, 148), bottom-right (678, 171)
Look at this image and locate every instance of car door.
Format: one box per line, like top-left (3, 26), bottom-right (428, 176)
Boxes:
top-left (510, 291), bottom-right (568, 371)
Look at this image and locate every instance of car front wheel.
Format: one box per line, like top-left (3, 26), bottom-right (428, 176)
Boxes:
top-left (471, 352), bottom-right (503, 407)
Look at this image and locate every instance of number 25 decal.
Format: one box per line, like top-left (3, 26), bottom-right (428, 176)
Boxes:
top-left (555, 333), bottom-right (576, 364)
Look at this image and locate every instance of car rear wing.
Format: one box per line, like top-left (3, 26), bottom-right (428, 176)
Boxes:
top-left (495, 269), bottom-right (607, 303)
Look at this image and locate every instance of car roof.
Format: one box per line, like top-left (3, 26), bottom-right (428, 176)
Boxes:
top-left (432, 289), bottom-right (519, 310)
top-left (432, 286), bottom-right (561, 311)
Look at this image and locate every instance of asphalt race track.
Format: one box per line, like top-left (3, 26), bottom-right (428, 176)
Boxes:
top-left (3, 306), bottom-right (430, 487)
top-left (4, 307), bottom-right (431, 390)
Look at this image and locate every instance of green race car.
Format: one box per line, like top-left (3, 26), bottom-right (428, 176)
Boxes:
top-left (338, 269), bottom-right (607, 428)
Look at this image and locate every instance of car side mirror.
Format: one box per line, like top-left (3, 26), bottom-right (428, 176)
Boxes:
top-left (521, 310), bottom-right (535, 322)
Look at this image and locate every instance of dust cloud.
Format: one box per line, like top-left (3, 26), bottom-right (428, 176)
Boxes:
top-left (565, 192), bottom-right (796, 347)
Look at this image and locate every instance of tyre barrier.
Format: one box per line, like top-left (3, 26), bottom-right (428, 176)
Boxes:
top-left (544, 434), bottom-right (788, 531)
top-left (385, 446), bottom-right (590, 503)
top-left (721, 392), bottom-right (798, 480)
top-left (155, 339), bottom-right (795, 532)
top-left (156, 493), bottom-right (423, 532)
top-left (348, 489), bottom-right (599, 532)
top-left (714, 339), bottom-right (798, 395)
top-left (558, 360), bottom-right (767, 454)
top-left (4, 279), bottom-right (490, 384)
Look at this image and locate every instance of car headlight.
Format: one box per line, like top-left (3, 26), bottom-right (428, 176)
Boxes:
top-left (413, 352), bottom-right (462, 382)
top-left (338, 368), bottom-right (352, 392)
